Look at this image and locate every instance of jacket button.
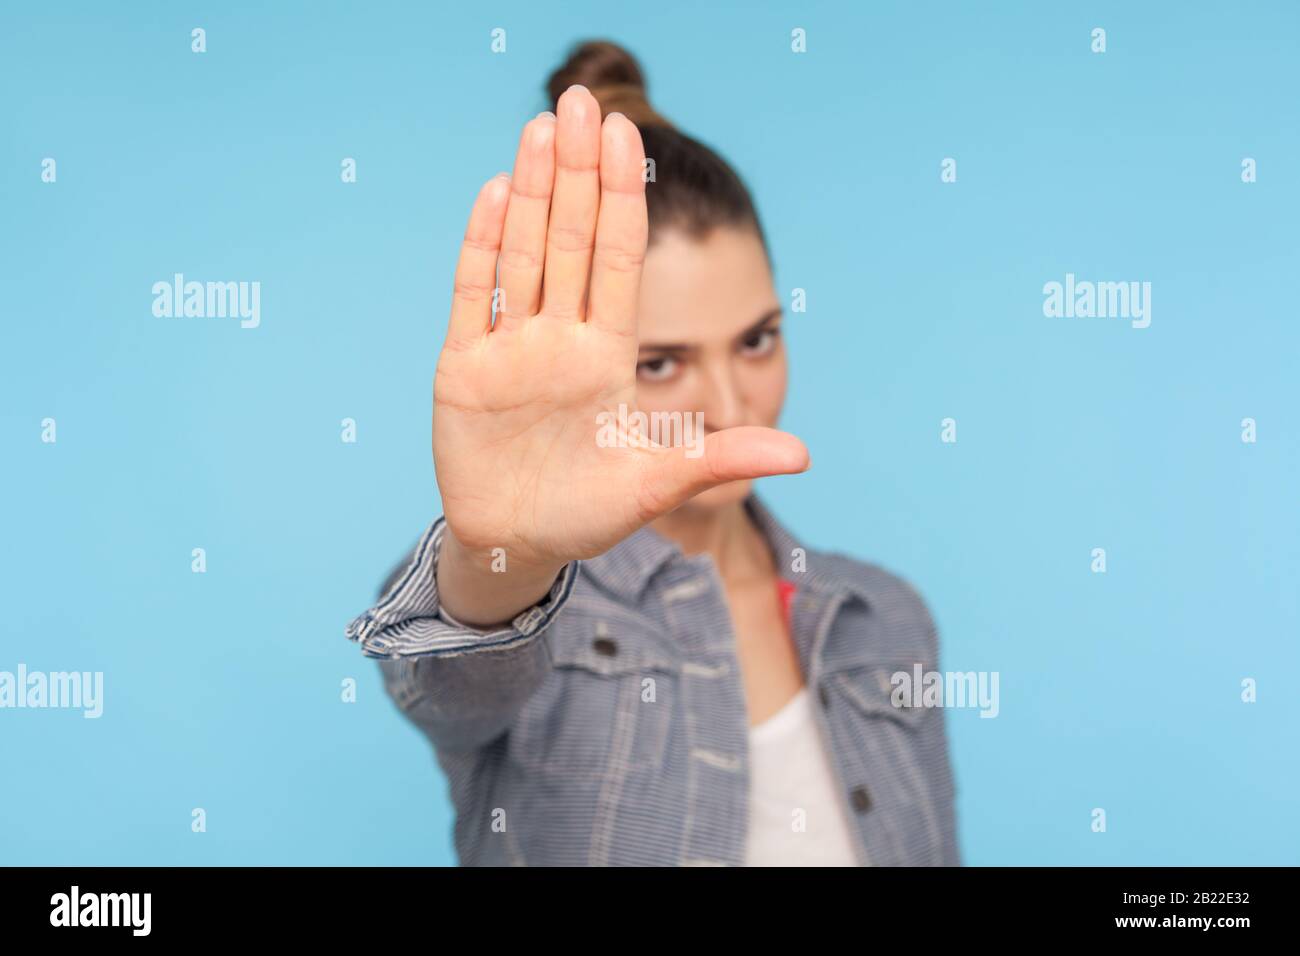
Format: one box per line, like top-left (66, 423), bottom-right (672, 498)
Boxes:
top-left (592, 637), bottom-right (618, 657)
top-left (850, 786), bottom-right (872, 813)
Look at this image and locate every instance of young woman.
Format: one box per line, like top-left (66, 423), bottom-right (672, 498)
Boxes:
top-left (346, 41), bottom-right (960, 866)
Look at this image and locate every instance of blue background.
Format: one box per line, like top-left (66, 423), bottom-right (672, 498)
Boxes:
top-left (2, 1), bottom-right (1296, 865)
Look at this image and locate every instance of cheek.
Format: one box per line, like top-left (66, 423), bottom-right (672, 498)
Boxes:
top-left (740, 350), bottom-right (788, 426)
top-left (634, 365), bottom-right (704, 417)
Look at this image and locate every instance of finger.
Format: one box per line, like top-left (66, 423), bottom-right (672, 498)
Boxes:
top-left (445, 173), bottom-right (510, 350)
top-left (495, 112), bottom-right (556, 332)
top-left (643, 427), bottom-right (811, 514)
top-left (588, 112), bottom-right (648, 338)
top-left (541, 85), bottom-right (601, 321)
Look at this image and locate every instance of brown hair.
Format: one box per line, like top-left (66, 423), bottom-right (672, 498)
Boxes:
top-left (547, 40), bottom-right (767, 253)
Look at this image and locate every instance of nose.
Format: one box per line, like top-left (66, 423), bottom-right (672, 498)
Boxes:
top-left (698, 358), bottom-right (746, 433)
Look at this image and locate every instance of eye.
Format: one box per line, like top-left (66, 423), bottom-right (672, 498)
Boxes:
top-left (636, 354), bottom-right (680, 383)
top-left (739, 327), bottom-right (780, 358)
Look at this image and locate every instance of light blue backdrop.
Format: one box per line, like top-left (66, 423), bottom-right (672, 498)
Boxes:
top-left (2, 1), bottom-right (1296, 865)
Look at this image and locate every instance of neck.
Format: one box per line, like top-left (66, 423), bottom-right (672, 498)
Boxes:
top-left (650, 497), bottom-right (775, 584)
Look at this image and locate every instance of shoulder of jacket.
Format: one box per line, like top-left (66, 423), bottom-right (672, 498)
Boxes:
top-left (812, 550), bottom-right (937, 629)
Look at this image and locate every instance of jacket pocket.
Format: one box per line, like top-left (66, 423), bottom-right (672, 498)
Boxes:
top-left (828, 661), bottom-right (952, 865)
top-left (507, 612), bottom-right (680, 779)
top-left (830, 661), bottom-right (932, 726)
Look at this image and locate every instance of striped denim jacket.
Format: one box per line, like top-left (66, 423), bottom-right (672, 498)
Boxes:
top-left (345, 495), bottom-right (961, 866)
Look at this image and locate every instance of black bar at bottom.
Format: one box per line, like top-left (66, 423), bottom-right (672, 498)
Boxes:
top-left (0, 865), bottom-right (1277, 941)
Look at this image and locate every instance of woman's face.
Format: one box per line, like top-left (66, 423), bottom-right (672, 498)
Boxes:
top-left (635, 225), bottom-right (787, 512)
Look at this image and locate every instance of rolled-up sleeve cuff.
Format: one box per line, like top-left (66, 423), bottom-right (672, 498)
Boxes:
top-left (344, 516), bottom-right (580, 660)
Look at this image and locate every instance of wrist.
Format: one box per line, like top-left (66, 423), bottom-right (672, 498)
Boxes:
top-left (440, 527), bottom-right (565, 582)
top-left (436, 526), bottom-right (567, 628)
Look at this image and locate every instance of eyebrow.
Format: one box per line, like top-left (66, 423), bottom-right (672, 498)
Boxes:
top-left (638, 308), bottom-right (783, 354)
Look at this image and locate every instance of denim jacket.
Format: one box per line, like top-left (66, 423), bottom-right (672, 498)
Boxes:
top-left (345, 495), bottom-right (960, 866)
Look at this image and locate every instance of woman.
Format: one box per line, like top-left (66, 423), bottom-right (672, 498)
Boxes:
top-left (346, 41), bottom-right (960, 866)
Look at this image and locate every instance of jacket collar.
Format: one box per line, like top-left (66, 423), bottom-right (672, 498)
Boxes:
top-left (580, 492), bottom-right (874, 608)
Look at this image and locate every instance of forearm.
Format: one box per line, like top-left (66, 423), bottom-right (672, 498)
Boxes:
top-left (345, 516), bottom-right (580, 751)
top-left (377, 639), bottom-right (553, 753)
top-left (435, 529), bottom-right (567, 629)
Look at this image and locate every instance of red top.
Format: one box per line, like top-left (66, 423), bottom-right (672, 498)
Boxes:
top-left (776, 578), bottom-right (796, 631)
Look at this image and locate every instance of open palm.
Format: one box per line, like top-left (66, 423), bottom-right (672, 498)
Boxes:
top-left (433, 86), bottom-right (808, 572)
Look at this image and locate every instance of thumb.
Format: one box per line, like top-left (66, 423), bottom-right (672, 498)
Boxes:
top-left (646, 426), bottom-right (811, 507)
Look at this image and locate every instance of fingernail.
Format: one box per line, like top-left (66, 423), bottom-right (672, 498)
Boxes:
top-left (566, 83), bottom-right (589, 94)
top-left (537, 110), bottom-right (556, 119)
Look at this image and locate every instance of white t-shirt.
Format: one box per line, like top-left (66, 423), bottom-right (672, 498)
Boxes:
top-left (744, 686), bottom-right (862, 866)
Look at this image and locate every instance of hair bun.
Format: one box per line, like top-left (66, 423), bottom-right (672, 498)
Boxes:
top-left (546, 40), bottom-right (673, 128)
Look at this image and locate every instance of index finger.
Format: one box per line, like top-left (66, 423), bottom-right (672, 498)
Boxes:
top-left (587, 112), bottom-right (648, 338)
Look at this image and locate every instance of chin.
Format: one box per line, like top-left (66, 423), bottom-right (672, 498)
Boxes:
top-left (684, 479), bottom-right (753, 513)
